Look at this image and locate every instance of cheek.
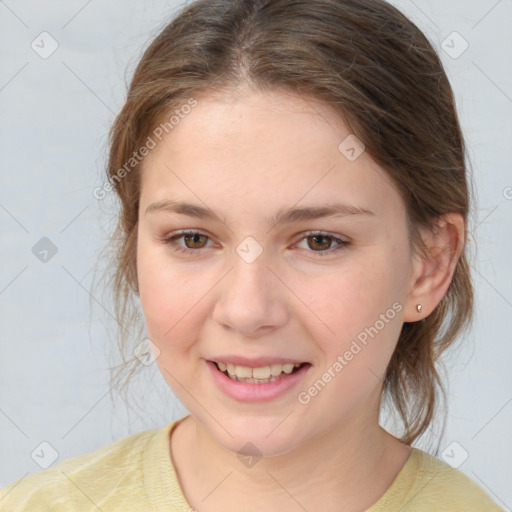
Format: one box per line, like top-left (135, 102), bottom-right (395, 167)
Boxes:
top-left (292, 260), bottom-right (405, 419)
top-left (137, 243), bottom-right (209, 348)
top-left (293, 249), bottom-right (406, 371)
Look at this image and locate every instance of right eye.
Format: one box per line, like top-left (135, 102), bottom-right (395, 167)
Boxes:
top-left (158, 230), bottom-right (214, 254)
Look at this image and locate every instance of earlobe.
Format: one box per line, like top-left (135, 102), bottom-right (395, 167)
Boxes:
top-left (403, 213), bottom-right (465, 322)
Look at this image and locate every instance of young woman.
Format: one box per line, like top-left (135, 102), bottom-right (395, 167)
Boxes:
top-left (1, 0), bottom-right (504, 510)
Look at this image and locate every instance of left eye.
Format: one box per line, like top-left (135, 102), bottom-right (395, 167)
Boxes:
top-left (295, 232), bottom-right (348, 254)
top-left (159, 230), bottom-right (349, 256)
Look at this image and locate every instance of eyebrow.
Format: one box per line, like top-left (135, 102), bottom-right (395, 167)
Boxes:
top-left (145, 199), bottom-right (375, 228)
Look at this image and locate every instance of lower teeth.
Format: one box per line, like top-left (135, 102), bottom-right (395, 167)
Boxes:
top-left (226, 374), bottom-right (282, 384)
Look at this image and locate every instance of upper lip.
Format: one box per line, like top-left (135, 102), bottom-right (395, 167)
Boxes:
top-left (208, 355), bottom-right (309, 367)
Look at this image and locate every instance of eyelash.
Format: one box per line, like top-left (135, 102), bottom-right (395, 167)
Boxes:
top-left (158, 230), bottom-right (350, 257)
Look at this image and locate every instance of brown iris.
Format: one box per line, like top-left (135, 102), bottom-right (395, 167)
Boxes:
top-left (306, 234), bottom-right (333, 251)
top-left (183, 233), bottom-right (208, 249)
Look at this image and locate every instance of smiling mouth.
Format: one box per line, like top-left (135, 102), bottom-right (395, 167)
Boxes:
top-left (212, 361), bottom-right (310, 384)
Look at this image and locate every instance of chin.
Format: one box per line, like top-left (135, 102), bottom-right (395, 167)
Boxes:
top-left (204, 413), bottom-right (308, 459)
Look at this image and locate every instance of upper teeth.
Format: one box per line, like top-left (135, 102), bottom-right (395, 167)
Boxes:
top-left (217, 362), bottom-right (301, 379)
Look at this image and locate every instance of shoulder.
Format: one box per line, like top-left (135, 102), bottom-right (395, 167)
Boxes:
top-left (0, 424), bottom-right (168, 511)
top-left (404, 448), bottom-right (504, 511)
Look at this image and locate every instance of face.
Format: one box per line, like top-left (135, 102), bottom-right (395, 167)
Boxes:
top-left (136, 88), bottom-right (417, 457)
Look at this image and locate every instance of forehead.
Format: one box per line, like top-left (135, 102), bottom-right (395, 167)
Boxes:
top-left (144, 88), bottom-right (347, 167)
top-left (139, 89), bottom-right (404, 223)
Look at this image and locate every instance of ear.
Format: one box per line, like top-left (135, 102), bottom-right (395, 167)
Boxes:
top-left (403, 213), bottom-right (465, 322)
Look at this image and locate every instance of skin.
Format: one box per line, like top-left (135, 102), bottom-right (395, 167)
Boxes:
top-left (136, 87), bottom-right (464, 511)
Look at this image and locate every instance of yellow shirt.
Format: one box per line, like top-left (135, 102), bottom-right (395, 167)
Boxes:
top-left (0, 416), bottom-right (504, 511)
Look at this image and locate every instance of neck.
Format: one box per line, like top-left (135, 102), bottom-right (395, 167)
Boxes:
top-left (171, 400), bottom-right (411, 511)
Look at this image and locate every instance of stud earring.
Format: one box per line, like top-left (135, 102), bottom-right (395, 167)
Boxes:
top-left (416, 304), bottom-right (423, 314)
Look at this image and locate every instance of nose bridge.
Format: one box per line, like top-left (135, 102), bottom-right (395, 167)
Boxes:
top-left (213, 241), bottom-right (288, 335)
top-left (227, 243), bottom-right (276, 308)
top-left (230, 247), bottom-right (271, 295)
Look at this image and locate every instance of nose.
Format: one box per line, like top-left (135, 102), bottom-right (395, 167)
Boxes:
top-left (212, 252), bottom-right (289, 338)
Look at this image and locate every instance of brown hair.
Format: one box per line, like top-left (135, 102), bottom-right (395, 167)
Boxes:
top-left (101, 0), bottom-right (473, 449)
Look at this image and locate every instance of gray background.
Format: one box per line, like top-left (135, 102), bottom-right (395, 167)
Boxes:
top-left (0, 0), bottom-right (511, 509)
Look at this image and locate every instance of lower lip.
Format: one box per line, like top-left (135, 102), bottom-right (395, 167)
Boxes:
top-left (206, 360), bottom-right (311, 403)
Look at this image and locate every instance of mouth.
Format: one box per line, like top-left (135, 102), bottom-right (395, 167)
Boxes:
top-left (210, 360), bottom-right (310, 384)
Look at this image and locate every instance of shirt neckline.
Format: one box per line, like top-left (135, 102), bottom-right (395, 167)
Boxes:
top-left (366, 445), bottom-right (420, 510)
top-left (143, 416), bottom-right (192, 509)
